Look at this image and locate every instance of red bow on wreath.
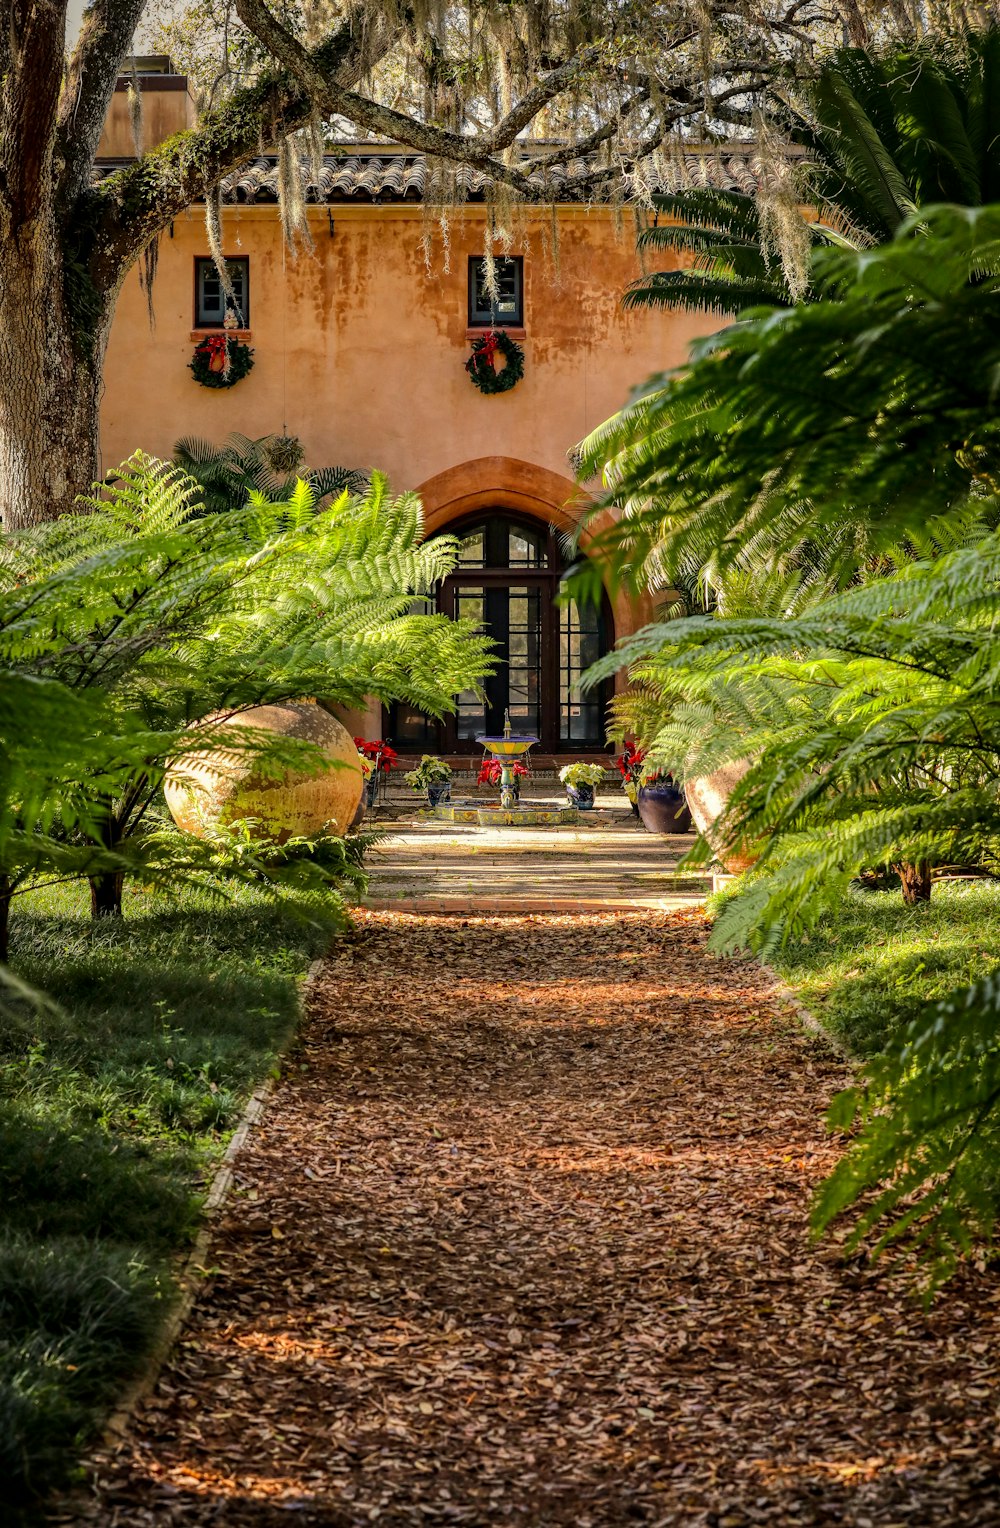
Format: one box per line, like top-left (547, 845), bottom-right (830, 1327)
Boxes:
top-left (198, 333), bottom-right (230, 376)
top-left (466, 330), bottom-right (500, 376)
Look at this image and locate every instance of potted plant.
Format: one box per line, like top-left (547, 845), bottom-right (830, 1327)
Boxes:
top-left (355, 738), bottom-right (398, 807)
top-left (558, 761), bottom-right (606, 809)
top-left (350, 753), bottom-right (374, 826)
top-left (637, 765), bottom-right (693, 835)
top-left (404, 754), bottom-right (453, 807)
top-left (616, 741), bottom-right (646, 817)
top-left (478, 757), bottom-right (528, 800)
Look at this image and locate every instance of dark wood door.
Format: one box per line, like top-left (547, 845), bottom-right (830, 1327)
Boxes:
top-left (440, 570), bottom-right (558, 751)
top-left (385, 514), bottom-right (611, 753)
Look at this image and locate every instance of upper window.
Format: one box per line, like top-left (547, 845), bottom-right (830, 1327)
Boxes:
top-left (468, 256), bottom-right (523, 327)
top-left (195, 257), bottom-right (249, 328)
top-left (454, 518), bottom-right (549, 568)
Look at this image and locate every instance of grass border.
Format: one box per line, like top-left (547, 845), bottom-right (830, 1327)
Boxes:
top-left (765, 971), bottom-right (853, 1063)
top-left (96, 954), bottom-right (326, 1447)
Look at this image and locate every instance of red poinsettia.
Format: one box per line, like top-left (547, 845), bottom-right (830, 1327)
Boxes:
top-left (616, 741), bottom-right (646, 781)
top-left (354, 738), bottom-right (398, 770)
top-left (477, 759), bottom-right (528, 786)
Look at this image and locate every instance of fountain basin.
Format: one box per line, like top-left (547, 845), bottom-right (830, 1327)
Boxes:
top-left (475, 719), bottom-right (541, 810)
top-left (475, 734), bottom-right (539, 759)
top-left (479, 805), bottom-right (578, 827)
top-left (434, 799), bottom-right (579, 827)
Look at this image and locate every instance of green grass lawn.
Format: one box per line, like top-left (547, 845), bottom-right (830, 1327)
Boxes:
top-left (0, 879), bottom-right (344, 1521)
top-left (767, 880), bottom-right (1000, 1057)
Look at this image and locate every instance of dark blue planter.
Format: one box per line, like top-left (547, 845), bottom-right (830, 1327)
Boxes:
top-left (637, 782), bottom-right (692, 834)
top-left (566, 783), bottom-right (595, 809)
top-left (427, 781), bottom-right (451, 807)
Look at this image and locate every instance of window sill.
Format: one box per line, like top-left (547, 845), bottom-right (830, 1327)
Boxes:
top-left (190, 329), bottom-right (252, 341)
top-left (466, 326), bottom-right (526, 340)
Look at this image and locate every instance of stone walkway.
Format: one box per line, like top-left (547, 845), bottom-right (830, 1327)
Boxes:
top-left (364, 797), bottom-right (708, 913)
top-left (64, 894), bottom-right (1000, 1525)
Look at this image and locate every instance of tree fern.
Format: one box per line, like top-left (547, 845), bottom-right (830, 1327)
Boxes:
top-left (578, 198), bottom-right (1000, 1287)
top-left (0, 455), bottom-right (493, 928)
top-left (589, 541), bottom-right (1000, 1287)
top-left (577, 204), bottom-right (1000, 599)
top-left (813, 973), bottom-right (1000, 1296)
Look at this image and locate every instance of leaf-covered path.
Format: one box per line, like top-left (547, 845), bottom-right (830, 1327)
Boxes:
top-left (73, 912), bottom-right (1000, 1525)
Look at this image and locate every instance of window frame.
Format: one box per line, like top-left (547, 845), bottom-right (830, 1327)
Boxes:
top-left (467, 255), bottom-right (523, 328)
top-left (194, 256), bottom-right (250, 329)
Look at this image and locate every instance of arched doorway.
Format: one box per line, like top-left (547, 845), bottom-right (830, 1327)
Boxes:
top-left (387, 512), bottom-right (613, 753)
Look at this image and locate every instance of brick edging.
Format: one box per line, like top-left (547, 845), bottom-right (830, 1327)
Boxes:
top-left (763, 965), bottom-right (854, 1063)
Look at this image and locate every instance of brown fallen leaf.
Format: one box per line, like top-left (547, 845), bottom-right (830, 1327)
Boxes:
top-left (74, 910), bottom-right (1000, 1528)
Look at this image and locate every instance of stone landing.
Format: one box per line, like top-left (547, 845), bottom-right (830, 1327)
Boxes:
top-left (362, 800), bottom-right (709, 913)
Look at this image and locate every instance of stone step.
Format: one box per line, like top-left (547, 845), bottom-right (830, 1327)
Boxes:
top-left (362, 896), bottom-right (703, 913)
top-left (359, 811), bottom-right (710, 913)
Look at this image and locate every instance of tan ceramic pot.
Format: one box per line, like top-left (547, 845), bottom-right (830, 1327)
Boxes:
top-left (684, 761), bottom-right (759, 874)
top-left (165, 701), bottom-right (364, 844)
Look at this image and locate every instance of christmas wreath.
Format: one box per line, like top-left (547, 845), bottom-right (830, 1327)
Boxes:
top-left (465, 329), bottom-right (524, 395)
top-left (190, 333), bottom-right (255, 389)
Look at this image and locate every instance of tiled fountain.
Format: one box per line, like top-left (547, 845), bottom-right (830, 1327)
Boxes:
top-left (434, 711), bottom-right (580, 827)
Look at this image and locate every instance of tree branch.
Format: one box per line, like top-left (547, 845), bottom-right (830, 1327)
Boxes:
top-left (518, 92), bottom-right (652, 174)
top-left (233, 0), bottom-right (334, 97)
top-left (234, 0), bottom-right (600, 157)
top-left (89, 0), bottom-right (810, 287)
top-left (57, 0), bottom-right (149, 210)
top-left (331, 89), bottom-right (541, 191)
top-left (90, 16), bottom-right (383, 285)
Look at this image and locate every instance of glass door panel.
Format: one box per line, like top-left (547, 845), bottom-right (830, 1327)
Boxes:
top-left (505, 585), bottom-right (542, 735)
top-left (560, 597), bottom-right (604, 745)
top-left (449, 580), bottom-right (544, 740)
top-left (508, 526), bottom-right (547, 568)
top-left (454, 586), bottom-right (488, 739)
top-left (386, 595), bottom-right (441, 747)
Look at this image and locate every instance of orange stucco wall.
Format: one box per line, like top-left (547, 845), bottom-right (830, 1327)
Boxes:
top-left (102, 201), bottom-right (708, 508)
top-left (102, 197), bottom-right (708, 732)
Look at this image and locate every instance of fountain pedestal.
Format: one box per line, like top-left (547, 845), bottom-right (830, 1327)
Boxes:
top-left (476, 711), bottom-right (538, 809)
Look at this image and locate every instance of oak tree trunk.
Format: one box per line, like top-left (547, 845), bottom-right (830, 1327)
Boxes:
top-left (898, 860), bottom-right (932, 905)
top-left (0, 232), bottom-right (108, 529)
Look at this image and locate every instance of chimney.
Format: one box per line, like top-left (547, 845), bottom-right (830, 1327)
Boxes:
top-left (96, 56), bottom-right (194, 160)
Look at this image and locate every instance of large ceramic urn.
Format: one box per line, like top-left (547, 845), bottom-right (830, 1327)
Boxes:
top-left (684, 761), bottom-right (758, 874)
top-left (165, 701), bottom-right (364, 844)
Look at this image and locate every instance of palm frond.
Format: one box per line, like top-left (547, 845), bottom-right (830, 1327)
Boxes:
top-left (623, 271), bottom-right (789, 315)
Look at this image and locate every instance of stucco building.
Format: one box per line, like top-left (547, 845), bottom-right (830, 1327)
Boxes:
top-left (98, 64), bottom-right (714, 757)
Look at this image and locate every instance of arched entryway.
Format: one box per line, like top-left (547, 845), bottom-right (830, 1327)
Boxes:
top-left (386, 510), bottom-right (614, 753)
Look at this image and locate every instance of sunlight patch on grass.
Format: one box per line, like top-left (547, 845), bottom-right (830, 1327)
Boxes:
top-left (769, 881), bottom-right (1000, 1056)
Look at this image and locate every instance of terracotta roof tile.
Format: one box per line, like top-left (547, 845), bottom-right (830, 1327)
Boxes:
top-left (94, 148), bottom-right (778, 204)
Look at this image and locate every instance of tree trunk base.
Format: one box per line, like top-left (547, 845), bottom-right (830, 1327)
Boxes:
top-left (898, 861), bottom-right (932, 905)
top-left (90, 872), bottom-right (125, 919)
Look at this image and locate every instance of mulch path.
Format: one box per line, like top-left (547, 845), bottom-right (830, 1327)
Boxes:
top-left (67, 911), bottom-right (1000, 1526)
